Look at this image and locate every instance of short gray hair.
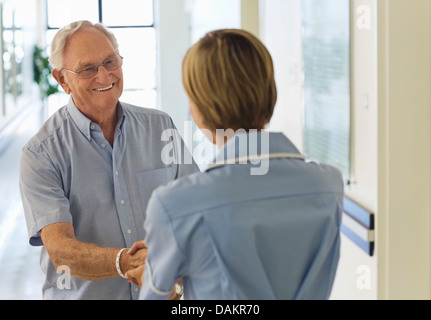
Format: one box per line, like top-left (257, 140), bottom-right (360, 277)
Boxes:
top-left (49, 20), bottom-right (119, 70)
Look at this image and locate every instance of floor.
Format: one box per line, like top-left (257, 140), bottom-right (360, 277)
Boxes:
top-left (0, 104), bottom-right (46, 300)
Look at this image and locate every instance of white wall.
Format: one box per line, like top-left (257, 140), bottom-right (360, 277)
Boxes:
top-left (331, 0), bottom-right (378, 300)
top-left (156, 0), bottom-right (242, 158)
top-left (155, 0), bottom-right (191, 139)
top-left (376, 0), bottom-right (431, 300)
top-left (259, 0), bottom-right (303, 151)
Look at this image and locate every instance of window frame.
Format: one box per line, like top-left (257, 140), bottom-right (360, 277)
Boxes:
top-left (46, 0), bottom-right (155, 30)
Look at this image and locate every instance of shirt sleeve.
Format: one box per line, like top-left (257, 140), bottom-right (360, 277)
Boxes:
top-left (19, 146), bottom-right (72, 246)
top-left (139, 190), bottom-right (186, 300)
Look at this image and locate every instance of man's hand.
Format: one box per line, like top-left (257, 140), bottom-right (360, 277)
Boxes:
top-left (128, 240), bottom-right (147, 255)
top-left (125, 240), bottom-right (182, 300)
top-left (124, 240), bottom-right (147, 286)
top-left (121, 240), bottom-right (147, 279)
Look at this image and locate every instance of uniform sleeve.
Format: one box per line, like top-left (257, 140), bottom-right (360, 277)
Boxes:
top-left (139, 190), bottom-right (186, 300)
top-left (19, 147), bottom-right (72, 246)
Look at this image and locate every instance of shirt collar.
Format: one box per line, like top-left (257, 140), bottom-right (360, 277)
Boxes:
top-left (66, 98), bottom-right (126, 141)
top-left (116, 102), bottom-right (126, 131)
top-left (205, 131), bottom-right (303, 171)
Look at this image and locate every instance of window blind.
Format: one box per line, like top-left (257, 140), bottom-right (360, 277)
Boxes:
top-left (301, 0), bottom-right (351, 179)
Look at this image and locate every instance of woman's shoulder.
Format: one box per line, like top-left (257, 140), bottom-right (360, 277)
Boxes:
top-left (150, 170), bottom-right (223, 216)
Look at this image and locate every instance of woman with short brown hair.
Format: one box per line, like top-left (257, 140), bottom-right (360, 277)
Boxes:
top-left (131, 29), bottom-right (344, 300)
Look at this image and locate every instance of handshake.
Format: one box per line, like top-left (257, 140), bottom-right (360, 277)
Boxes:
top-left (119, 240), bottom-right (181, 300)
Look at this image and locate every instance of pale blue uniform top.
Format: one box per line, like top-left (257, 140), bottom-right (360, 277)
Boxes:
top-left (139, 131), bottom-right (344, 300)
top-left (19, 98), bottom-right (198, 300)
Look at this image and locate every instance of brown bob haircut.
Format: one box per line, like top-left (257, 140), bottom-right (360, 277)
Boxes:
top-left (182, 29), bottom-right (277, 132)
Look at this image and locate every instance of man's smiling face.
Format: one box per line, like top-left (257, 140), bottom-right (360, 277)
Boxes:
top-left (57, 26), bottom-right (124, 118)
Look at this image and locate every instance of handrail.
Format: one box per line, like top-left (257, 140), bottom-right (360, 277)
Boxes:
top-left (341, 196), bottom-right (375, 256)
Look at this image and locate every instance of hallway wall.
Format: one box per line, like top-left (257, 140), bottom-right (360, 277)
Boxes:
top-left (376, 0), bottom-right (431, 299)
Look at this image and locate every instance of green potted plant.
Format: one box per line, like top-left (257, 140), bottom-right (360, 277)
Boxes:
top-left (33, 45), bottom-right (59, 99)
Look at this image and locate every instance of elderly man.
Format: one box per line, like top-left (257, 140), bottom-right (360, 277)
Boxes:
top-left (19, 20), bottom-right (198, 300)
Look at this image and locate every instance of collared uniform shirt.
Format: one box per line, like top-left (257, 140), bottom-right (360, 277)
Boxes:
top-left (139, 131), bottom-right (344, 300)
top-left (19, 99), bottom-right (198, 300)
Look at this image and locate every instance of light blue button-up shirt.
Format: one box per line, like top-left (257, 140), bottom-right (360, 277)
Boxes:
top-left (139, 131), bottom-right (343, 300)
top-left (19, 99), bottom-right (198, 300)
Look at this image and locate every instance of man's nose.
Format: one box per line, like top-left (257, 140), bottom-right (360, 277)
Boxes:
top-left (95, 65), bottom-right (112, 82)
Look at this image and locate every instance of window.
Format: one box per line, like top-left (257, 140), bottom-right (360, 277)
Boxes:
top-left (301, 0), bottom-right (351, 179)
top-left (187, 0), bottom-right (242, 170)
top-left (45, 0), bottom-right (157, 111)
top-left (1, 2), bottom-right (24, 117)
top-left (0, 0), bottom-right (40, 125)
top-left (188, 0), bottom-right (241, 42)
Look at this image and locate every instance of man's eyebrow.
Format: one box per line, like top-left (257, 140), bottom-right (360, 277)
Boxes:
top-left (76, 61), bottom-right (96, 70)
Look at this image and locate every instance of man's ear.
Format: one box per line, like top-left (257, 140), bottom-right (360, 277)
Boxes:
top-left (52, 69), bottom-right (71, 95)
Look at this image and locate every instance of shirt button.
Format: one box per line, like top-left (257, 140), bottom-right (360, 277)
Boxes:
top-left (101, 144), bottom-right (106, 148)
top-left (120, 200), bottom-right (125, 205)
top-left (115, 171), bottom-right (119, 176)
top-left (135, 288), bottom-right (139, 292)
top-left (90, 125), bottom-right (95, 130)
top-left (127, 229), bottom-right (132, 234)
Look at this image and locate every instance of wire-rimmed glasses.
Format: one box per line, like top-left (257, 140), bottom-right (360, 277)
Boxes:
top-left (61, 55), bottom-right (124, 79)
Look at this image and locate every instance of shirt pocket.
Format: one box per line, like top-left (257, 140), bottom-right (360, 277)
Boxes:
top-left (136, 167), bottom-right (175, 212)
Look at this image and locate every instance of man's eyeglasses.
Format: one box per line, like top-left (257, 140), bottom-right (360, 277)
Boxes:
top-left (61, 55), bottom-right (124, 79)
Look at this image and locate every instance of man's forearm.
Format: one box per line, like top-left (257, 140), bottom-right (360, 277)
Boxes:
top-left (50, 238), bottom-right (120, 281)
top-left (41, 222), bottom-right (146, 281)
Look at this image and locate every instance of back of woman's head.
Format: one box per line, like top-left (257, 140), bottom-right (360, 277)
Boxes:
top-left (182, 29), bottom-right (277, 132)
